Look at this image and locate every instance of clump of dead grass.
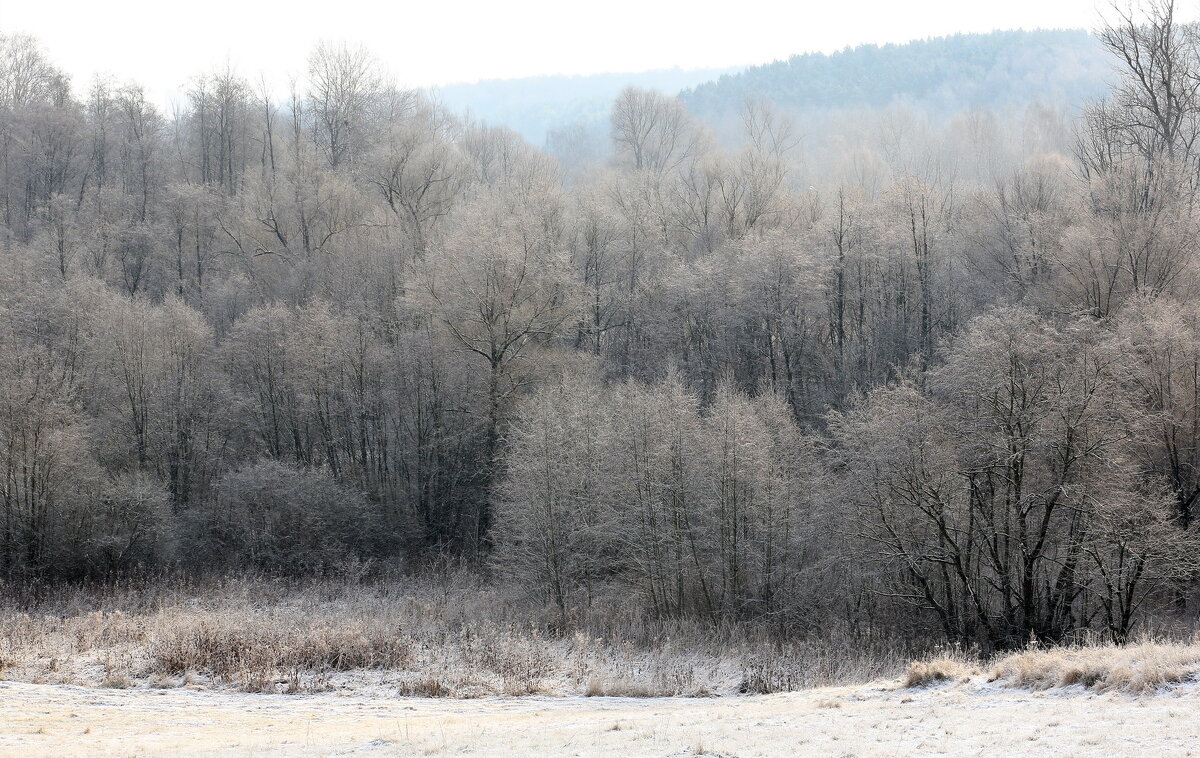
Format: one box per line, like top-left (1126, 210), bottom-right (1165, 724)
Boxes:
top-left (988, 642), bottom-right (1200, 694)
top-left (903, 655), bottom-right (977, 688)
top-left (150, 616), bottom-right (415, 680)
top-left (394, 673), bottom-right (491, 698)
top-left (584, 675), bottom-right (662, 698)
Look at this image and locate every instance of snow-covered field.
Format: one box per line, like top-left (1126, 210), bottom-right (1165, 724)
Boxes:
top-left (2, 676), bottom-right (1197, 758)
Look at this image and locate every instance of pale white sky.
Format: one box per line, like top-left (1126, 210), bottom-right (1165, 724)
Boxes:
top-left (0, 0), bottom-right (1161, 103)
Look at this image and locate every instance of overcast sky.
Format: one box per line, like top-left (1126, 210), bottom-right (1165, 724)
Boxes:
top-left (0, 0), bottom-right (1161, 103)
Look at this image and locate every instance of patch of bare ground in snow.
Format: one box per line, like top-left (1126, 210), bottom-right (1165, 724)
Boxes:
top-left (2, 676), bottom-right (1200, 758)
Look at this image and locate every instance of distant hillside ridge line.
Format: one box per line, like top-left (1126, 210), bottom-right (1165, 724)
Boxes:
top-left (681, 28), bottom-right (1110, 117)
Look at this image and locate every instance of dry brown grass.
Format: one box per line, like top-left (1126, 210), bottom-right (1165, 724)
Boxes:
top-left (15, 575), bottom-right (1200, 700)
top-left (150, 615), bottom-right (414, 679)
top-left (903, 655), bottom-right (977, 687)
top-left (584, 675), bottom-right (663, 698)
top-left (0, 573), bottom-right (916, 697)
top-left (988, 641), bottom-right (1200, 693)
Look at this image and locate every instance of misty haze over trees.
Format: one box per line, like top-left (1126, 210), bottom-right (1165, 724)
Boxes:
top-left (2, 0), bottom-right (1200, 654)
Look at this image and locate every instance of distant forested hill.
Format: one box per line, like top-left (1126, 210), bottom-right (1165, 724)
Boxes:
top-left (680, 29), bottom-right (1111, 121)
top-left (434, 30), bottom-right (1111, 149)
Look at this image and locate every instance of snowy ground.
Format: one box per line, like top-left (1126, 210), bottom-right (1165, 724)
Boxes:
top-left (1, 677), bottom-right (1197, 757)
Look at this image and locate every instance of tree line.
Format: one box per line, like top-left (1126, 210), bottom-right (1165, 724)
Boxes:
top-left (0, 0), bottom-right (1198, 650)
